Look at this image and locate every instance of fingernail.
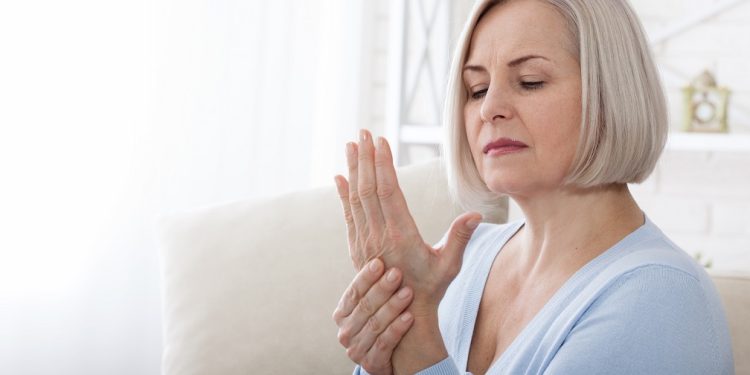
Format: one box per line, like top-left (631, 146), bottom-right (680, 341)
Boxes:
top-left (398, 288), bottom-right (411, 299)
top-left (386, 268), bottom-right (398, 282)
top-left (359, 129), bottom-right (369, 142)
top-left (401, 312), bottom-right (412, 322)
top-left (377, 137), bottom-right (385, 148)
top-left (369, 258), bottom-right (381, 273)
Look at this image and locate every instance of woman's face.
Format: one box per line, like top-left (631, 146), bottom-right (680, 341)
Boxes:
top-left (463, 0), bottom-right (582, 197)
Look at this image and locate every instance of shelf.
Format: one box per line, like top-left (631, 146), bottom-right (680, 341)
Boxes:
top-left (666, 133), bottom-right (750, 152)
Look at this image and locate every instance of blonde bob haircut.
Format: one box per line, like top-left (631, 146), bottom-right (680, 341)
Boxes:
top-left (442, 0), bottom-right (668, 214)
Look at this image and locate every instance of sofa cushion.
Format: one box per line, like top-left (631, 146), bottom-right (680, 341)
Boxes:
top-left (709, 270), bottom-right (750, 375)
top-left (157, 159), bottom-right (507, 374)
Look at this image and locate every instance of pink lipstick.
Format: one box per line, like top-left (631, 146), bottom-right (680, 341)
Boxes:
top-left (483, 138), bottom-right (528, 156)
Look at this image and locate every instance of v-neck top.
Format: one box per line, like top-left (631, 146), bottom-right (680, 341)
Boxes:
top-left (354, 216), bottom-right (734, 374)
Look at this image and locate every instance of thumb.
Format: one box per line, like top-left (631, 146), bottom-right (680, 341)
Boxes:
top-left (440, 212), bottom-right (483, 273)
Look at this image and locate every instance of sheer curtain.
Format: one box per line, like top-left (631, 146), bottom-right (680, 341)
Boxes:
top-left (0, 0), bottom-right (363, 373)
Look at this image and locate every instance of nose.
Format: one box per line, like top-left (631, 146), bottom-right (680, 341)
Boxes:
top-left (479, 85), bottom-right (514, 124)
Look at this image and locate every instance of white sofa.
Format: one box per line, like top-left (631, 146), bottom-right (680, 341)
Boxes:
top-left (158, 159), bottom-right (749, 374)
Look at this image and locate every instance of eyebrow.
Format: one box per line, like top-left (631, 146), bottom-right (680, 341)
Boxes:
top-left (463, 55), bottom-right (550, 73)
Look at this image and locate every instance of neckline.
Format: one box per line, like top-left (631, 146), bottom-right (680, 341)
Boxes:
top-left (465, 213), bottom-right (654, 373)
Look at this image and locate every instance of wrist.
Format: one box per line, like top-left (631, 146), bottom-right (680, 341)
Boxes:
top-left (391, 311), bottom-right (447, 375)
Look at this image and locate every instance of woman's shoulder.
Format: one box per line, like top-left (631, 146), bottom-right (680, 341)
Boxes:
top-left (580, 217), bottom-right (729, 330)
top-left (600, 217), bottom-right (713, 288)
top-left (560, 222), bottom-right (734, 373)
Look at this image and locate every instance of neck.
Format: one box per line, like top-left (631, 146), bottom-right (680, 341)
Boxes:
top-left (508, 183), bottom-right (644, 278)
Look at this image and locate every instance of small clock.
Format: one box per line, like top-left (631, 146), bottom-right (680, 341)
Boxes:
top-left (682, 70), bottom-right (730, 133)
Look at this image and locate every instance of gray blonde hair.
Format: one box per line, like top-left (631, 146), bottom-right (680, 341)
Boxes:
top-left (442, 0), bottom-right (668, 214)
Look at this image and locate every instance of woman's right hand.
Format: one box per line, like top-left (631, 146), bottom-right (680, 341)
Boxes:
top-left (333, 258), bottom-right (415, 375)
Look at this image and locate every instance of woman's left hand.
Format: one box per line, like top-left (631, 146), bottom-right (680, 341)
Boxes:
top-left (334, 129), bottom-right (482, 315)
top-left (333, 259), bottom-right (414, 375)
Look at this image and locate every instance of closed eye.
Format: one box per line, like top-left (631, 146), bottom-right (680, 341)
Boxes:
top-left (470, 89), bottom-right (487, 100)
top-left (469, 81), bottom-right (544, 100)
top-left (521, 81), bottom-right (545, 90)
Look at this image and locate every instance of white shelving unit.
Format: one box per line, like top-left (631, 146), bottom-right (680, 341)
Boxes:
top-left (666, 133), bottom-right (750, 152)
top-left (385, 0), bottom-right (451, 165)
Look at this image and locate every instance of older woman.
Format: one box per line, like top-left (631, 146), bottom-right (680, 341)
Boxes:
top-left (332, 0), bottom-right (734, 374)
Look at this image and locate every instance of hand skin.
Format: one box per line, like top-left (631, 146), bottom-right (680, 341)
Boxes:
top-left (333, 258), bottom-right (417, 375)
top-left (333, 129), bottom-right (482, 373)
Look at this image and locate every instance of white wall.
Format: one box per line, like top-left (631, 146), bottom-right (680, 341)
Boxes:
top-left (632, 0), bottom-right (750, 133)
top-left (0, 0), bottom-right (364, 374)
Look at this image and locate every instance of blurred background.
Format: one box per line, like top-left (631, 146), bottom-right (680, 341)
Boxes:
top-left (0, 0), bottom-right (748, 373)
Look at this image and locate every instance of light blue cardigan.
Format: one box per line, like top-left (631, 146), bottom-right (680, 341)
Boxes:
top-left (355, 217), bottom-right (734, 374)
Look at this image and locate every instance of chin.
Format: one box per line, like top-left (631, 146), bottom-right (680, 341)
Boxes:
top-left (482, 174), bottom-right (528, 196)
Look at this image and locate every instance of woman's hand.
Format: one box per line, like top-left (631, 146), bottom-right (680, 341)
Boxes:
top-left (334, 129), bottom-right (482, 314)
top-left (333, 258), bottom-right (414, 375)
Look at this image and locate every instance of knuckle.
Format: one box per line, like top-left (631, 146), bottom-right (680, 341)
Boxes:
top-left (358, 147), bottom-right (370, 161)
top-left (359, 295), bottom-right (374, 315)
top-left (358, 183), bottom-right (376, 199)
top-left (376, 182), bottom-right (395, 200)
top-left (348, 193), bottom-right (362, 207)
top-left (336, 183), bottom-right (349, 198)
top-left (343, 210), bottom-right (355, 225)
top-left (347, 285), bottom-right (361, 303)
top-left (373, 153), bottom-right (390, 168)
top-left (374, 335), bottom-right (390, 352)
top-left (346, 345), bottom-right (364, 363)
top-left (455, 230), bottom-right (471, 244)
top-left (366, 315), bottom-right (382, 334)
top-left (359, 358), bottom-right (373, 372)
top-left (360, 358), bottom-right (381, 374)
top-left (332, 309), bottom-right (342, 324)
top-left (338, 327), bottom-right (352, 347)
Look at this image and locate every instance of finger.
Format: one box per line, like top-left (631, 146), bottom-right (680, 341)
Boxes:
top-left (340, 267), bottom-right (403, 347)
top-left (348, 286), bottom-right (413, 361)
top-left (357, 129), bottom-right (385, 238)
top-left (333, 258), bottom-right (384, 326)
top-left (334, 175), bottom-right (358, 267)
top-left (346, 142), bottom-right (369, 241)
top-left (374, 136), bottom-right (419, 233)
top-left (362, 311), bottom-right (414, 372)
top-left (436, 212), bottom-right (483, 278)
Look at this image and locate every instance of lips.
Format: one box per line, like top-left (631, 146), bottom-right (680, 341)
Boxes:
top-left (483, 138), bottom-right (528, 154)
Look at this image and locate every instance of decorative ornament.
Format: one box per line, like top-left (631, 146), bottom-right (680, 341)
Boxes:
top-left (682, 70), bottom-right (730, 133)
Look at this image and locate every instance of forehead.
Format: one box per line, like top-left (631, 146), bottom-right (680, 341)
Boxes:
top-left (465, 0), bottom-right (573, 65)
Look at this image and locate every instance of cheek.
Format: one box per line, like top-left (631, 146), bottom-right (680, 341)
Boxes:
top-left (534, 96), bottom-right (581, 165)
top-left (463, 105), bottom-right (484, 168)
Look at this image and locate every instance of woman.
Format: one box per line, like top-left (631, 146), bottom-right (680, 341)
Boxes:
top-left (332, 0), bottom-right (734, 374)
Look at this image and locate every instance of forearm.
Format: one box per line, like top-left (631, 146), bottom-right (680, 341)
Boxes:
top-left (391, 313), bottom-right (448, 375)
